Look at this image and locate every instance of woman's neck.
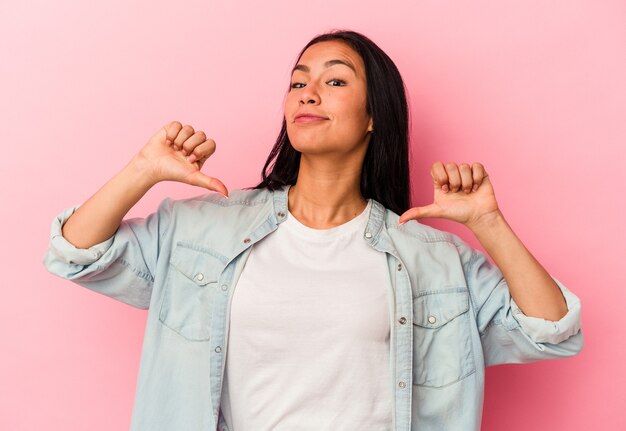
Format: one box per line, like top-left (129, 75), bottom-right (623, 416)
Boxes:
top-left (287, 156), bottom-right (367, 229)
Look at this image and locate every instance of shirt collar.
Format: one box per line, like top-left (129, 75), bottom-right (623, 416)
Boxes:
top-left (270, 184), bottom-right (388, 246)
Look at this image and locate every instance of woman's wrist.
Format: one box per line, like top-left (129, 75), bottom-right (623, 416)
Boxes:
top-left (466, 209), bottom-right (507, 238)
top-left (127, 154), bottom-right (161, 190)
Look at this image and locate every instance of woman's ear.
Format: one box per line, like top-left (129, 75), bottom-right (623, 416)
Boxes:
top-left (367, 118), bottom-right (374, 133)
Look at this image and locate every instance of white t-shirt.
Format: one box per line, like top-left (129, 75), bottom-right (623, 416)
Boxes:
top-left (220, 199), bottom-right (393, 430)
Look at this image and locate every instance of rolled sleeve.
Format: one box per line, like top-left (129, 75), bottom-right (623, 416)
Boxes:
top-left (510, 278), bottom-right (582, 345)
top-left (47, 205), bottom-right (115, 266)
top-left (457, 239), bottom-right (583, 366)
top-left (43, 198), bottom-right (174, 309)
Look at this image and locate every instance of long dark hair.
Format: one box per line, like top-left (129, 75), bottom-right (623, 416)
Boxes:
top-left (252, 29), bottom-right (411, 214)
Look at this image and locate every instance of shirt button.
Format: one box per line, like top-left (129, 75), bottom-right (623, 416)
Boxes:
top-left (398, 381), bottom-right (407, 389)
top-left (221, 284), bottom-right (228, 291)
top-left (365, 232), bottom-right (372, 239)
top-left (243, 238), bottom-right (251, 244)
top-left (195, 273), bottom-right (204, 281)
top-left (397, 263), bottom-right (403, 271)
top-left (277, 211), bottom-right (286, 218)
top-left (398, 317), bottom-right (407, 325)
top-left (215, 346), bottom-right (222, 353)
top-left (428, 315), bottom-right (437, 324)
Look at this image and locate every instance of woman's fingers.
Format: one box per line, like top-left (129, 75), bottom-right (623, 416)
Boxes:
top-left (432, 161), bottom-right (487, 193)
top-left (162, 121), bottom-right (183, 144)
top-left (181, 130), bottom-right (205, 156)
top-left (167, 123), bottom-right (219, 169)
top-left (186, 171), bottom-right (229, 197)
top-left (459, 163), bottom-right (473, 193)
top-left (471, 163), bottom-right (486, 191)
top-left (143, 121), bottom-right (229, 195)
top-left (173, 124), bottom-right (196, 152)
top-left (187, 138), bottom-right (217, 165)
top-left (167, 127), bottom-right (218, 168)
top-left (399, 204), bottom-right (442, 224)
top-left (445, 163), bottom-right (462, 192)
top-left (431, 162), bottom-right (449, 192)
top-left (180, 130), bottom-right (208, 158)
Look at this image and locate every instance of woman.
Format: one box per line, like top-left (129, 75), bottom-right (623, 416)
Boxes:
top-left (44, 30), bottom-right (583, 430)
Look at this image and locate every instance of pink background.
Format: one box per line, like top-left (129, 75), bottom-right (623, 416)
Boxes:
top-left (1, 0), bottom-right (624, 429)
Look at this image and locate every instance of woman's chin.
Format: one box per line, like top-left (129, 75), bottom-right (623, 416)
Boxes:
top-left (291, 142), bottom-right (331, 155)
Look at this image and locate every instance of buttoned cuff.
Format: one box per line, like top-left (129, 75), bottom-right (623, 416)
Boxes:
top-left (510, 278), bottom-right (582, 345)
top-left (48, 205), bottom-right (115, 265)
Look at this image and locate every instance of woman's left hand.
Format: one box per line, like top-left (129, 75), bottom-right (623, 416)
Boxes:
top-left (398, 162), bottom-right (500, 228)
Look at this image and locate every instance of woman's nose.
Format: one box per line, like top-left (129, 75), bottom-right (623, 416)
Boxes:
top-left (299, 82), bottom-right (321, 105)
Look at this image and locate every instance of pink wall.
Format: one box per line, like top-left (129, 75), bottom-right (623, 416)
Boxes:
top-left (1, 0), bottom-right (624, 429)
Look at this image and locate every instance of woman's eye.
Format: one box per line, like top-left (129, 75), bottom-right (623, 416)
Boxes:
top-left (289, 79), bottom-right (346, 89)
top-left (327, 79), bottom-right (346, 86)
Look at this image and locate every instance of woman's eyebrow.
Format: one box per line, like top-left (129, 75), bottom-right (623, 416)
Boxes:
top-left (291, 59), bottom-right (356, 75)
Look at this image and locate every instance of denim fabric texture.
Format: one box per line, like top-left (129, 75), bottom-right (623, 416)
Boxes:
top-left (43, 185), bottom-right (583, 431)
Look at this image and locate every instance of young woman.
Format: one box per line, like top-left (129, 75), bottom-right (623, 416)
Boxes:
top-left (44, 30), bottom-right (583, 431)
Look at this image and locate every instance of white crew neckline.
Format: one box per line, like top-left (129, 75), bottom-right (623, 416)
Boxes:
top-left (284, 199), bottom-right (372, 241)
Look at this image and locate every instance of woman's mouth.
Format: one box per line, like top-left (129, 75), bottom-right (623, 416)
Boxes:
top-left (294, 115), bottom-right (329, 124)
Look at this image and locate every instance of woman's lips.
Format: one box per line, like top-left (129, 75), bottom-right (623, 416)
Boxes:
top-left (294, 115), bottom-right (328, 124)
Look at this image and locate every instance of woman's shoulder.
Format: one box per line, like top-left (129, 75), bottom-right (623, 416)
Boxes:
top-left (165, 187), bottom-right (274, 212)
top-left (382, 206), bottom-right (464, 247)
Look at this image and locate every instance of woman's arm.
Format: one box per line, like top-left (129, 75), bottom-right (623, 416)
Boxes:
top-left (465, 209), bottom-right (567, 321)
top-left (62, 159), bottom-right (155, 248)
top-left (399, 161), bottom-right (567, 321)
top-left (62, 120), bottom-right (228, 249)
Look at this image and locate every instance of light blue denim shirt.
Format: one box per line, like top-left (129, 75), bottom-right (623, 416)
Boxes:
top-left (43, 185), bottom-right (583, 431)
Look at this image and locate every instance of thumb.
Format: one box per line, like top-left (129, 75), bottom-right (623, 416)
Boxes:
top-left (398, 204), bottom-right (441, 224)
top-left (186, 171), bottom-right (229, 197)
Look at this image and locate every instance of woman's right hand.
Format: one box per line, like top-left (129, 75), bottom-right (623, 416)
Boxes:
top-left (135, 120), bottom-right (229, 197)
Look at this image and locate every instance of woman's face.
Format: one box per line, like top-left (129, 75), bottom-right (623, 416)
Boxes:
top-left (285, 40), bottom-right (373, 156)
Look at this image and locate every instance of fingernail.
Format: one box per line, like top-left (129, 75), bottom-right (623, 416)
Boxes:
top-left (442, 185), bottom-right (449, 193)
top-left (220, 193), bottom-right (229, 199)
top-left (182, 149), bottom-right (187, 156)
top-left (187, 154), bottom-right (196, 163)
top-left (472, 184), bottom-right (478, 192)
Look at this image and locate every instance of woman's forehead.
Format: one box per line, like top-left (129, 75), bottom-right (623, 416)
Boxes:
top-left (297, 41), bottom-right (364, 74)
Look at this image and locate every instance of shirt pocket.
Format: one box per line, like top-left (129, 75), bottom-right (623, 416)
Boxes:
top-left (158, 244), bottom-right (225, 341)
top-left (412, 287), bottom-right (476, 388)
